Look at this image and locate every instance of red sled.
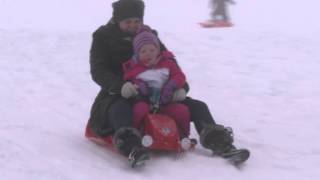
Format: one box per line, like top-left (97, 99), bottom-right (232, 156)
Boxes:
top-left (85, 113), bottom-right (196, 153)
top-left (199, 20), bottom-right (233, 28)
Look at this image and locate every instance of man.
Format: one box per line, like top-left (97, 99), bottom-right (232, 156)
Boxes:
top-left (210, 0), bottom-right (236, 22)
top-left (87, 0), bottom-right (249, 167)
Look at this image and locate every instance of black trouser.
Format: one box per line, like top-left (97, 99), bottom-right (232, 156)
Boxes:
top-left (107, 98), bottom-right (141, 156)
top-left (182, 97), bottom-right (216, 134)
top-left (108, 98), bottom-right (133, 132)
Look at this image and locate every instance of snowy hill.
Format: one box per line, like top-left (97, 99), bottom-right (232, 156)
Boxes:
top-left (1, 0), bottom-right (320, 180)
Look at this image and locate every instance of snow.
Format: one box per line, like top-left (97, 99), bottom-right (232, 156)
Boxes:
top-left (1, 0), bottom-right (320, 179)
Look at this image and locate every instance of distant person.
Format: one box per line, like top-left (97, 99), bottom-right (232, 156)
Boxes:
top-left (210, 0), bottom-right (236, 22)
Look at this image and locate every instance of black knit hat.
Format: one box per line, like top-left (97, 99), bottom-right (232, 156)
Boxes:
top-left (112, 0), bottom-right (145, 22)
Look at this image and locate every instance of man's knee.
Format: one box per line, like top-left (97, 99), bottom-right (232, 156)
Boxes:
top-left (108, 98), bottom-right (133, 130)
top-left (193, 99), bottom-right (208, 108)
top-left (109, 98), bottom-right (131, 114)
top-left (184, 97), bottom-right (209, 111)
top-left (183, 97), bottom-right (216, 127)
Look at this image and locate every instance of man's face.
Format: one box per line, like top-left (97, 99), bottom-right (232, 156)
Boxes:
top-left (119, 18), bottom-right (143, 34)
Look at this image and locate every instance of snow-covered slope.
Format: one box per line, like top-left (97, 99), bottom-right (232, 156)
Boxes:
top-left (1, 0), bottom-right (320, 180)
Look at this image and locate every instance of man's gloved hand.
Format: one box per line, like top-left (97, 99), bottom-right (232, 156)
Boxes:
top-left (121, 82), bottom-right (138, 98)
top-left (172, 88), bottom-right (187, 102)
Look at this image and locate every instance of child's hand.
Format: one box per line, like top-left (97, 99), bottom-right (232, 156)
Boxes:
top-left (161, 80), bottom-right (176, 104)
top-left (136, 81), bottom-right (149, 96)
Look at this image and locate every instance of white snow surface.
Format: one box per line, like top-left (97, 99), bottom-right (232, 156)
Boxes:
top-left (1, 0), bottom-right (320, 179)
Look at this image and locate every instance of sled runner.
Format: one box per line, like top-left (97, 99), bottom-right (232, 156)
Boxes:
top-left (199, 20), bottom-right (233, 28)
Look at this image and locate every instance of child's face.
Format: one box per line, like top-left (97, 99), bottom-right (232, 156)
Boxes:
top-left (138, 44), bottom-right (160, 66)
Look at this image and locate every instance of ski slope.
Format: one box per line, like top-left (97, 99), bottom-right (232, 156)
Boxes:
top-left (1, 0), bottom-right (320, 179)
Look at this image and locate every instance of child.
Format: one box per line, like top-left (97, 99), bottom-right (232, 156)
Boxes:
top-left (122, 25), bottom-right (190, 139)
top-left (210, 0), bottom-right (235, 22)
